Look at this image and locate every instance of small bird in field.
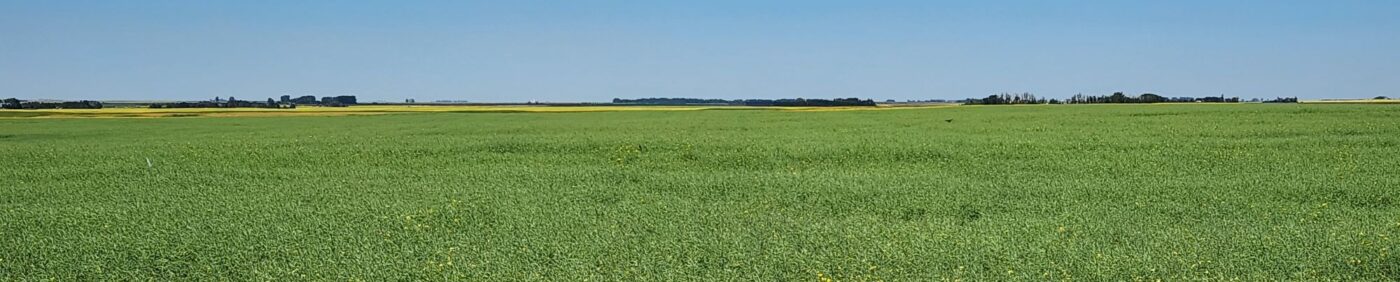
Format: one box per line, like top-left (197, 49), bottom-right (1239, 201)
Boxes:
top-left (945, 119), bottom-right (954, 123)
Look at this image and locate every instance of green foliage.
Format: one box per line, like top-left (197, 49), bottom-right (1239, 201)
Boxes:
top-left (3, 104), bottom-right (1399, 280)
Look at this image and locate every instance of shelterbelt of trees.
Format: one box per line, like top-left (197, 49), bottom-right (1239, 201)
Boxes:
top-left (964, 92), bottom-right (1298, 105)
top-left (149, 95), bottom-right (358, 109)
top-left (612, 97), bottom-right (877, 106)
top-left (2, 98), bottom-right (103, 109)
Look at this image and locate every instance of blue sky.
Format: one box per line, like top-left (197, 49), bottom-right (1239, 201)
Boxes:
top-left (1, 1), bottom-right (1397, 102)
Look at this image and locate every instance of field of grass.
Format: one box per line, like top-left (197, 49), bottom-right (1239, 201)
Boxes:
top-left (2, 104), bottom-right (1398, 280)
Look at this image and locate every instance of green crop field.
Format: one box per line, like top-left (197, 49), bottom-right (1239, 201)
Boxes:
top-left (2, 104), bottom-right (1398, 280)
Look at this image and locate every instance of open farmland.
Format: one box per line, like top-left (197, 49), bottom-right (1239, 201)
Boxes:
top-left (2, 104), bottom-right (1399, 280)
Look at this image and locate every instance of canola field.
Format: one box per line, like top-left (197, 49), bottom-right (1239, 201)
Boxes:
top-left (2, 104), bottom-right (1398, 280)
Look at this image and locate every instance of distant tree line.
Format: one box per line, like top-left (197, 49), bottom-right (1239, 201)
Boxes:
top-left (151, 96), bottom-right (289, 109)
top-left (965, 92), bottom-right (1258, 105)
top-left (150, 95), bottom-right (357, 109)
top-left (894, 99), bottom-right (956, 103)
top-left (1066, 92), bottom-right (1243, 103)
top-left (317, 95), bottom-right (358, 106)
top-left (613, 97), bottom-right (877, 106)
top-left (2, 98), bottom-right (103, 109)
top-left (277, 94), bottom-right (358, 105)
top-left (964, 93), bottom-right (1061, 105)
top-left (614, 98), bottom-right (732, 105)
top-left (280, 95), bottom-right (358, 106)
top-left (1262, 97), bottom-right (1298, 103)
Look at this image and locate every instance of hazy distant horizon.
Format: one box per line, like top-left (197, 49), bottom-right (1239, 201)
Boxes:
top-left (3, 1), bottom-right (1397, 102)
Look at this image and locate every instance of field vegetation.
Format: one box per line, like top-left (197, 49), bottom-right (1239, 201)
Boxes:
top-left (2, 104), bottom-right (1398, 280)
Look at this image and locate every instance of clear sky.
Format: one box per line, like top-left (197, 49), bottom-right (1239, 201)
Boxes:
top-left (2, 1), bottom-right (1397, 102)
